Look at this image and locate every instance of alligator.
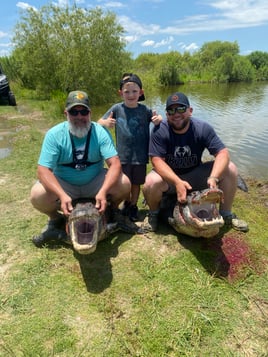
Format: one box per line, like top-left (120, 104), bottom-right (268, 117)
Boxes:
top-left (67, 201), bottom-right (118, 255)
top-left (160, 188), bottom-right (225, 238)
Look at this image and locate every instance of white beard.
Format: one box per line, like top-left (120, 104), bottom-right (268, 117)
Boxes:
top-left (68, 119), bottom-right (91, 138)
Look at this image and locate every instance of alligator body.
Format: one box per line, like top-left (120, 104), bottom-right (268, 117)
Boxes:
top-left (161, 188), bottom-right (224, 238)
top-left (67, 201), bottom-right (117, 254)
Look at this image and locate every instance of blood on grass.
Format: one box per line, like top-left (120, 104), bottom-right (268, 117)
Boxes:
top-left (213, 233), bottom-right (265, 282)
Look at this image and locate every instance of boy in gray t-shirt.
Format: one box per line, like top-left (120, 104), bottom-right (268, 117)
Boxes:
top-left (98, 73), bottom-right (162, 221)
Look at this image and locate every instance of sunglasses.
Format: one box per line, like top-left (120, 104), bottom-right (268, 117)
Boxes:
top-left (167, 106), bottom-right (188, 115)
top-left (68, 108), bottom-right (90, 116)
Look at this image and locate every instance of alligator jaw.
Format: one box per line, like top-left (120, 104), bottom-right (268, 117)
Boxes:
top-left (69, 215), bottom-right (99, 254)
top-left (169, 189), bottom-right (224, 238)
top-left (185, 203), bottom-right (224, 228)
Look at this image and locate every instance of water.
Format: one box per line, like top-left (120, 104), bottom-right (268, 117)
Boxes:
top-left (144, 82), bottom-right (268, 180)
top-left (0, 120), bottom-right (14, 159)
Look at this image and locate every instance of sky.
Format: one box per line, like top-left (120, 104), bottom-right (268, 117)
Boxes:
top-left (1, 0), bottom-right (268, 58)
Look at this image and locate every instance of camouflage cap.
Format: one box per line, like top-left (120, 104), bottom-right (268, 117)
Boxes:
top-left (66, 90), bottom-right (90, 110)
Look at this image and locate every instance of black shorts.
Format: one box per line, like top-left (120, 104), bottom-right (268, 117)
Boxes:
top-left (122, 164), bottom-right (147, 185)
top-left (166, 161), bottom-right (214, 194)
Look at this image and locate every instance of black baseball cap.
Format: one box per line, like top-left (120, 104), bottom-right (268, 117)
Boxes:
top-left (166, 92), bottom-right (190, 109)
top-left (120, 73), bottom-right (145, 101)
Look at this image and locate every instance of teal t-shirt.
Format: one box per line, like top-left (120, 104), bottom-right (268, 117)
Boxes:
top-left (38, 121), bottom-right (117, 185)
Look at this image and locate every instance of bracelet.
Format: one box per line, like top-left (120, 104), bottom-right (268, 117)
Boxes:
top-left (208, 176), bottom-right (219, 183)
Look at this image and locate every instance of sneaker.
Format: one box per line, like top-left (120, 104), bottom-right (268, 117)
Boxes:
top-left (224, 213), bottom-right (249, 232)
top-left (129, 204), bottom-right (138, 222)
top-left (32, 216), bottom-right (70, 247)
top-left (141, 212), bottom-right (158, 232)
top-left (113, 209), bottom-right (143, 234)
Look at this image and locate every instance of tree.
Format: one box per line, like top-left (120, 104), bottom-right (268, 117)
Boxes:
top-left (213, 54), bottom-right (254, 82)
top-left (198, 41), bottom-right (240, 69)
top-left (134, 53), bottom-right (159, 73)
top-left (12, 4), bottom-right (131, 104)
top-left (230, 56), bottom-right (254, 82)
top-left (247, 51), bottom-right (268, 80)
top-left (157, 51), bottom-right (184, 86)
top-left (247, 51), bottom-right (268, 70)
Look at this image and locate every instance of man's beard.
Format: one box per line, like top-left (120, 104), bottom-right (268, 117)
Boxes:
top-left (68, 120), bottom-right (91, 138)
top-left (169, 117), bottom-right (190, 132)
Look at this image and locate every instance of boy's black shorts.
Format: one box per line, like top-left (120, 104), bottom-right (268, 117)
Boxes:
top-left (122, 164), bottom-right (146, 185)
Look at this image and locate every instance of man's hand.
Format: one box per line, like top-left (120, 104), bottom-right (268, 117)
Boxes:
top-left (175, 180), bottom-right (192, 203)
top-left (60, 194), bottom-right (73, 216)
top-left (95, 190), bottom-right (108, 213)
top-left (207, 176), bottom-right (219, 189)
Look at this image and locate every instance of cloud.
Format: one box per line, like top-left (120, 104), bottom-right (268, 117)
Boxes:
top-left (56, 0), bottom-right (69, 6)
top-left (125, 35), bottom-right (139, 44)
top-left (141, 36), bottom-right (174, 49)
top-left (216, 0), bottom-right (268, 25)
top-left (154, 36), bottom-right (174, 48)
top-left (163, 0), bottom-right (268, 33)
top-left (100, 1), bottom-right (126, 8)
top-left (141, 40), bottom-right (155, 47)
top-left (0, 43), bottom-right (11, 47)
top-left (16, 2), bottom-right (37, 11)
top-left (119, 15), bottom-right (160, 36)
top-left (179, 42), bottom-right (199, 52)
top-left (120, 0), bottom-right (268, 46)
top-left (0, 31), bottom-right (9, 39)
top-left (93, 0), bottom-right (126, 10)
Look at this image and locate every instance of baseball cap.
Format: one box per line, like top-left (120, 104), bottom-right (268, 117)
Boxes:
top-left (66, 90), bottom-right (90, 111)
top-left (166, 92), bottom-right (190, 109)
top-left (120, 73), bottom-right (145, 101)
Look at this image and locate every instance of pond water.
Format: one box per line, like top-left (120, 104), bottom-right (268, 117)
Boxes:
top-left (0, 120), bottom-right (13, 159)
top-left (142, 82), bottom-right (268, 180)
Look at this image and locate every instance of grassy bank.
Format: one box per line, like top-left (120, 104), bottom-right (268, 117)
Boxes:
top-left (0, 98), bottom-right (267, 356)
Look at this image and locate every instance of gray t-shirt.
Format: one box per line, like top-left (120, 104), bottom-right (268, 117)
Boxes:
top-left (102, 102), bottom-right (153, 164)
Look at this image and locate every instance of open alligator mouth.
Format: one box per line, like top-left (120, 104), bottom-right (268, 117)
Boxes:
top-left (70, 216), bottom-right (97, 244)
top-left (68, 202), bottom-right (106, 254)
top-left (168, 188), bottom-right (224, 238)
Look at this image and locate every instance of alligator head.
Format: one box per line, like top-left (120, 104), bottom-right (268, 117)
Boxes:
top-left (167, 188), bottom-right (224, 238)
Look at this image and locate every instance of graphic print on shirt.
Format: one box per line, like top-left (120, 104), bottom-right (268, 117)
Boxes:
top-left (74, 143), bottom-right (86, 160)
top-left (116, 108), bottom-right (150, 164)
top-left (174, 145), bottom-right (191, 157)
top-left (166, 145), bottom-right (198, 171)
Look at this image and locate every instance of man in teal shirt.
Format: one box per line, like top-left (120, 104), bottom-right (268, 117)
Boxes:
top-left (30, 90), bottom-right (140, 247)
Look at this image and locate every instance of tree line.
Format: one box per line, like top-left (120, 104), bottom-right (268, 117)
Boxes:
top-left (1, 4), bottom-right (268, 105)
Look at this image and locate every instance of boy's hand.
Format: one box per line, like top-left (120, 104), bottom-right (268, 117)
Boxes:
top-left (151, 110), bottom-right (162, 126)
top-left (102, 111), bottom-right (116, 129)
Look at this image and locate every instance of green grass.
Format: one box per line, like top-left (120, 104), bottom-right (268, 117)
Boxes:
top-left (0, 97), bottom-right (268, 356)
